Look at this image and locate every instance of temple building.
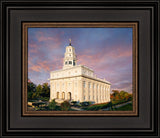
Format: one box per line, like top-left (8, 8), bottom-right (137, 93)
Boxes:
top-left (49, 40), bottom-right (111, 104)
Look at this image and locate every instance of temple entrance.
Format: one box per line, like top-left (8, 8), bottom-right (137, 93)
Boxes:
top-left (68, 92), bottom-right (71, 100)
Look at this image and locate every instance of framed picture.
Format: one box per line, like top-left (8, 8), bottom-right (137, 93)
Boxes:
top-left (23, 22), bottom-right (138, 116)
top-left (1, 0), bottom-right (160, 137)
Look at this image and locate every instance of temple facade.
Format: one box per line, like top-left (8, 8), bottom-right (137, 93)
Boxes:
top-left (49, 40), bottom-right (111, 103)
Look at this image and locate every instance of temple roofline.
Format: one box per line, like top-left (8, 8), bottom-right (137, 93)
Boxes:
top-left (49, 74), bottom-right (111, 85)
top-left (51, 64), bottom-right (94, 73)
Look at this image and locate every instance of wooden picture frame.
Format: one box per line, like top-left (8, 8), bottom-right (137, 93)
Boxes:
top-left (1, 0), bottom-right (159, 137)
top-left (23, 22), bottom-right (138, 116)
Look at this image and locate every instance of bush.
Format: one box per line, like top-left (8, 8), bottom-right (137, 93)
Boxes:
top-left (80, 102), bottom-right (91, 107)
top-left (61, 101), bottom-right (71, 111)
top-left (71, 101), bottom-right (78, 106)
top-left (48, 99), bottom-right (57, 110)
top-left (40, 97), bottom-right (50, 101)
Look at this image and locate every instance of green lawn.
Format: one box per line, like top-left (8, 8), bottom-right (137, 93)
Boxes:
top-left (114, 103), bottom-right (133, 111)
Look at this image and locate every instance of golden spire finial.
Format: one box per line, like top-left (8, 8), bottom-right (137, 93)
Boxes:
top-left (69, 38), bottom-right (71, 45)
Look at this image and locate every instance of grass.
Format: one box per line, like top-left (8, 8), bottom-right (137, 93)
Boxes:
top-left (84, 100), bottom-right (132, 111)
top-left (114, 103), bottom-right (133, 111)
top-left (84, 102), bottom-right (111, 111)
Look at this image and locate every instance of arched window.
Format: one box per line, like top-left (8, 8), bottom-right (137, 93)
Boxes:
top-left (69, 61), bottom-right (72, 64)
top-left (65, 61), bottom-right (67, 65)
top-left (62, 92), bottom-right (65, 99)
top-left (57, 92), bottom-right (59, 99)
top-left (68, 92), bottom-right (71, 100)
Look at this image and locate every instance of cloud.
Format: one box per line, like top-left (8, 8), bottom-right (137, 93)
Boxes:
top-left (29, 65), bottom-right (42, 72)
top-left (28, 54), bottom-right (63, 73)
top-left (76, 44), bottom-right (132, 92)
top-left (28, 28), bottom-right (133, 93)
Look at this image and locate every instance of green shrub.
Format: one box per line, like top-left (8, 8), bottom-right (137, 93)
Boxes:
top-left (48, 99), bottom-right (57, 110)
top-left (40, 97), bottom-right (50, 101)
top-left (61, 101), bottom-right (71, 111)
top-left (80, 102), bottom-right (91, 107)
top-left (71, 101), bottom-right (78, 106)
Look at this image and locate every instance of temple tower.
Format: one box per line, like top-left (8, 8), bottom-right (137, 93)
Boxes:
top-left (63, 39), bottom-right (77, 69)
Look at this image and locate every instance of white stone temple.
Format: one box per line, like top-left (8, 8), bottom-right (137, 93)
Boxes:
top-left (49, 39), bottom-right (111, 103)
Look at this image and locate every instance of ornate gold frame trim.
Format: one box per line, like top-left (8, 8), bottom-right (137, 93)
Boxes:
top-left (22, 22), bottom-right (138, 116)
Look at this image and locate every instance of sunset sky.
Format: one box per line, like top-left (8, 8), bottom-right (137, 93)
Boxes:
top-left (28, 27), bottom-right (132, 93)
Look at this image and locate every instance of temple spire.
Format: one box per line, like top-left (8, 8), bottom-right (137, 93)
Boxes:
top-left (69, 38), bottom-right (72, 45)
top-left (63, 40), bottom-right (77, 69)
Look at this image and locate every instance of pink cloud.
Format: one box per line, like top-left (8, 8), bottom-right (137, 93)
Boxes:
top-left (38, 36), bottom-right (56, 42)
top-left (77, 44), bottom-right (132, 71)
top-left (35, 31), bottom-right (62, 49)
top-left (29, 48), bottom-right (38, 54)
top-left (29, 43), bottom-right (37, 48)
top-left (29, 65), bottom-right (42, 72)
top-left (28, 54), bottom-right (63, 73)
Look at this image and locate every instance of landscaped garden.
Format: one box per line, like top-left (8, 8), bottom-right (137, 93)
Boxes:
top-left (27, 81), bottom-right (133, 111)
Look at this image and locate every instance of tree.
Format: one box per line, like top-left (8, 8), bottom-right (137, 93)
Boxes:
top-left (111, 90), bottom-right (120, 101)
top-left (112, 90), bottom-right (120, 97)
top-left (120, 91), bottom-right (128, 99)
top-left (128, 94), bottom-right (133, 101)
top-left (120, 91), bottom-right (132, 101)
top-left (36, 84), bottom-right (42, 98)
top-left (32, 92), bottom-right (37, 99)
top-left (27, 81), bottom-right (36, 100)
top-left (27, 80), bottom-right (50, 101)
top-left (41, 83), bottom-right (50, 98)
